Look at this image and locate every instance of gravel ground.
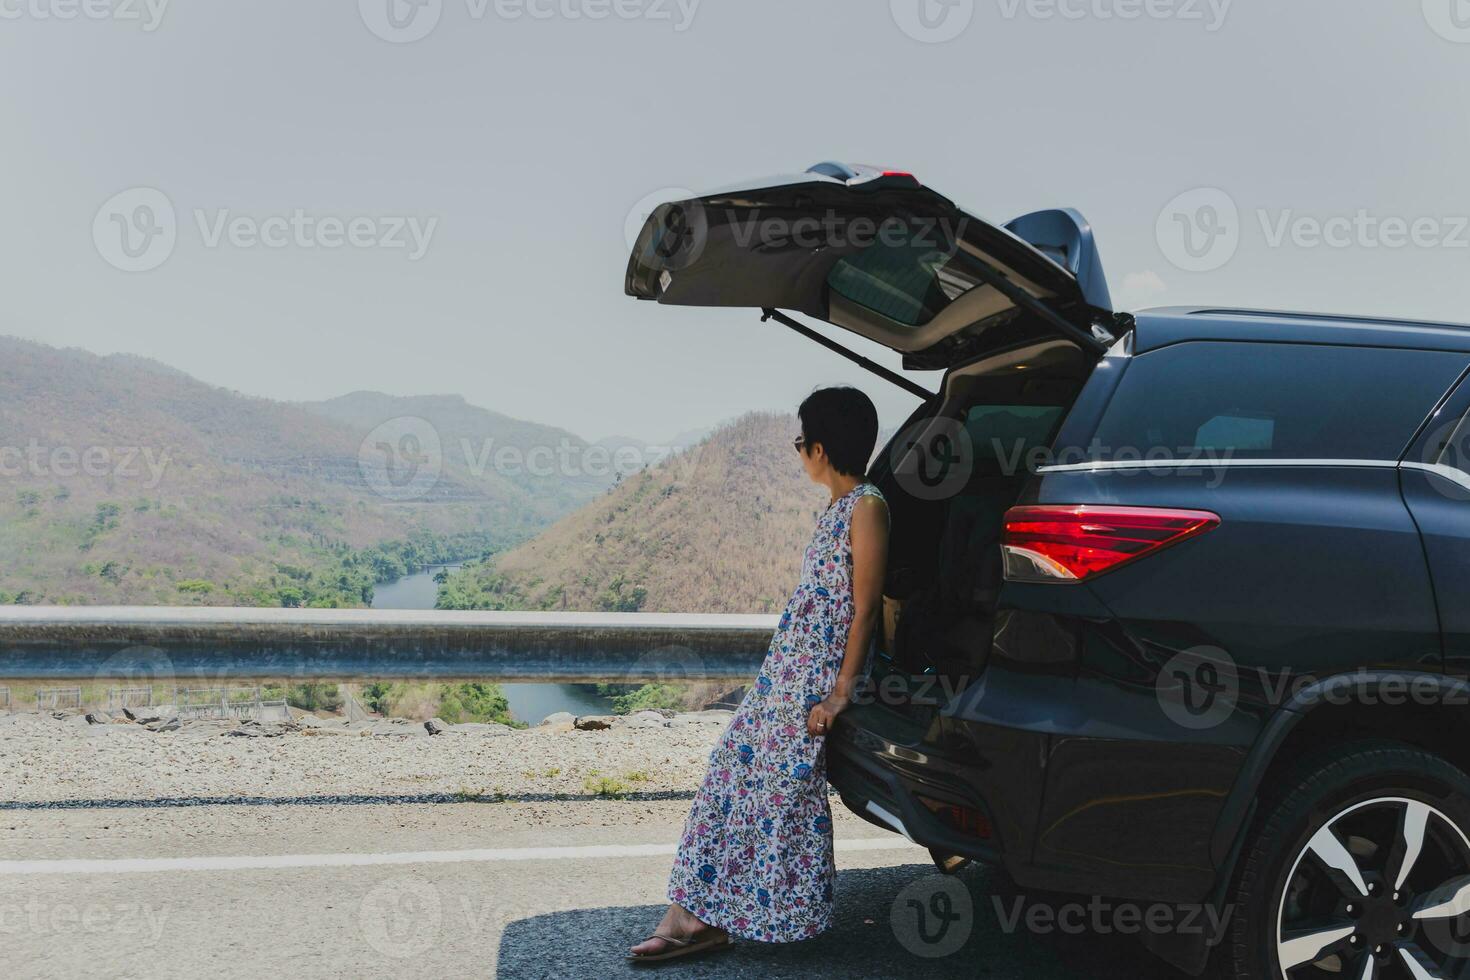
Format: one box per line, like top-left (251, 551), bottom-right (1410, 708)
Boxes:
top-left (0, 710), bottom-right (734, 806)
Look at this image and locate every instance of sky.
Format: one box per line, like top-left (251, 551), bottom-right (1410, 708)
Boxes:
top-left (2, 1), bottom-right (1469, 442)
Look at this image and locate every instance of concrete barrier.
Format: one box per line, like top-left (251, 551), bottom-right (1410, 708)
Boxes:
top-left (0, 607), bottom-right (779, 683)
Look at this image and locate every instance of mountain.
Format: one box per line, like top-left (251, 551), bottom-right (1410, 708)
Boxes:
top-left (590, 426), bottom-right (715, 457)
top-left (437, 412), bottom-right (828, 615)
top-left (0, 337), bottom-right (598, 606)
top-left (305, 391), bottom-right (618, 518)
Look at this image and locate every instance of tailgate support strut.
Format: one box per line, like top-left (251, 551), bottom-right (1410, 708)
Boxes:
top-left (965, 266), bottom-right (1113, 355)
top-left (761, 309), bottom-right (935, 401)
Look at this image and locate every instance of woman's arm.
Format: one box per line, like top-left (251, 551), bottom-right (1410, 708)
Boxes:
top-left (807, 494), bottom-right (890, 736)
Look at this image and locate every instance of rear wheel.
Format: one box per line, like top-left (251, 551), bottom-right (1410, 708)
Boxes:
top-left (1220, 741), bottom-right (1470, 980)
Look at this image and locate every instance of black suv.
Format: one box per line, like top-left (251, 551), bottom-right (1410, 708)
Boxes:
top-left (626, 163), bottom-right (1470, 979)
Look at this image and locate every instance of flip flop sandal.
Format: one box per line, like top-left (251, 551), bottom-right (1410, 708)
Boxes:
top-left (627, 929), bottom-right (733, 963)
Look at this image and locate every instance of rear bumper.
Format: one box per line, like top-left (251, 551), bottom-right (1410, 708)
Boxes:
top-left (826, 704), bottom-right (1016, 869)
top-left (828, 672), bottom-right (1250, 904)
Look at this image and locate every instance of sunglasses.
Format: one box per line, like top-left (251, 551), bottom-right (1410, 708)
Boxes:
top-left (793, 435), bottom-right (807, 454)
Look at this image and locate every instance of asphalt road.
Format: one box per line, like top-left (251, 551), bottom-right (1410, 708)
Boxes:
top-left (0, 799), bottom-right (1192, 979)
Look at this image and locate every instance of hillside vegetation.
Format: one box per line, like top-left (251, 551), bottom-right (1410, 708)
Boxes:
top-left (437, 413), bottom-right (827, 614)
top-left (305, 391), bottom-right (624, 519)
top-left (0, 337), bottom-right (605, 605)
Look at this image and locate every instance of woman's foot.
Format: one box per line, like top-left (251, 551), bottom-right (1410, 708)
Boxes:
top-left (629, 903), bottom-right (725, 958)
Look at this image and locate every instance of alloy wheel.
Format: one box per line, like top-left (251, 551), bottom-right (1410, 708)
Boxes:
top-left (1277, 796), bottom-right (1470, 979)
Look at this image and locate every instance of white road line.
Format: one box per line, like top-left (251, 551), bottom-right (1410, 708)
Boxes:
top-left (0, 836), bottom-right (924, 877)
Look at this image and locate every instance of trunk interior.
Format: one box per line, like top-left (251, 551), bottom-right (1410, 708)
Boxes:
top-left (867, 338), bottom-right (1093, 710)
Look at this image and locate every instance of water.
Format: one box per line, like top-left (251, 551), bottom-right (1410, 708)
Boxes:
top-left (370, 563), bottom-right (460, 610)
top-left (369, 565), bottom-right (614, 725)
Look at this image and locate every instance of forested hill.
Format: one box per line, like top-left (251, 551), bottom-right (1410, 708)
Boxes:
top-left (437, 413), bottom-right (829, 615)
top-left (0, 336), bottom-right (610, 606)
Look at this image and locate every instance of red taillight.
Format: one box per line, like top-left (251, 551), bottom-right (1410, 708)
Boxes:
top-left (918, 796), bottom-right (993, 839)
top-left (1001, 505), bottom-right (1220, 583)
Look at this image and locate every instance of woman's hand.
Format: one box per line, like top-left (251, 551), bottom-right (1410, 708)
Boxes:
top-left (807, 695), bottom-right (849, 737)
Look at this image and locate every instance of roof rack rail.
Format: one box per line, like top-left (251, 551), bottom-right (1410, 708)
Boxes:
top-left (1189, 308), bottom-right (1470, 330)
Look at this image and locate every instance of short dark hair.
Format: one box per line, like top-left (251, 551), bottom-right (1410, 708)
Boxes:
top-left (798, 386), bottom-right (879, 478)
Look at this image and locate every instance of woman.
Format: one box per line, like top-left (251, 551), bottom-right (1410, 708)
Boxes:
top-left (630, 386), bottom-right (889, 963)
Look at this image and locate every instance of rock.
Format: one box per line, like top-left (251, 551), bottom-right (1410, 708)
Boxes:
top-left (144, 716), bottom-right (181, 733)
top-left (539, 712), bottom-right (575, 728)
top-left (85, 711), bottom-right (112, 725)
top-left (365, 720), bottom-right (425, 736)
top-left (574, 715), bottom-right (616, 731)
top-left (294, 714), bottom-right (322, 728)
top-left (226, 720), bottom-right (300, 738)
top-left (447, 722), bottom-right (512, 736)
top-left (617, 713), bottom-right (667, 730)
top-left (667, 710), bottom-right (734, 728)
top-left (85, 723), bottom-right (145, 737)
top-left (130, 705), bottom-right (175, 725)
top-left (424, 718), bottom-right (450, 736)
top-left (681, 710), bottom-right (735, 722)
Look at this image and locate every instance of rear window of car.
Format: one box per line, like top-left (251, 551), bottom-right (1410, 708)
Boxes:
top-left (1087, 342), bottom-right (1467, 461)
top-left (827, 240), bottom-right (988, 327)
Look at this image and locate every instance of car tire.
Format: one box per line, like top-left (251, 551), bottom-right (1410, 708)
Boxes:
top-left (1218, 739), bottom-right (1470, 980)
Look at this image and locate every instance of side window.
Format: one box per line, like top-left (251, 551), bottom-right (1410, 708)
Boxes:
top-left (1194, 414), bottom-right (1275, 453)
top-left (1088, 342), bottom-right (1468, 462)
top-left (963, 404), bottom-right (1066, 468)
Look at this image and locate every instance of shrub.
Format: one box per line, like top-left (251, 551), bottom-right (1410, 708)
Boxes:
top-left (598, 683), bottom-right (686, 715)
top-left (263, 682), bottom-right (343, 713)
top-left (437, 682), bottom-right (518, 726)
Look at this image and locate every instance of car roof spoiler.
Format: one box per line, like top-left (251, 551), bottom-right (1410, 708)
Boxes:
top-left (1004, 208), bottom-right (1113, 314)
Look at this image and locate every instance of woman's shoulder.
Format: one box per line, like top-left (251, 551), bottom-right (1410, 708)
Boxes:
top-left (849, 484), bottom-right (888, 520)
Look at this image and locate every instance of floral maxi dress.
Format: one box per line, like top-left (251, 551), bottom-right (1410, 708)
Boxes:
top-left (668, 482), bottom-right (885, 943)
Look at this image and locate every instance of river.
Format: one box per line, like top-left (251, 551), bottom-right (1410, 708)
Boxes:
top-left (369, 564), bottom-right (616, 725)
